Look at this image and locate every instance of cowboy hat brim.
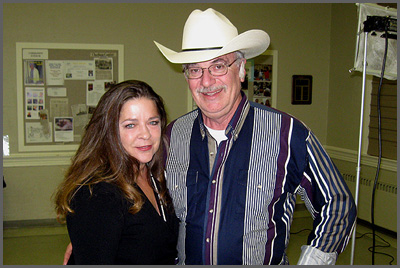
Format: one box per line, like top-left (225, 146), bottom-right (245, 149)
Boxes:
top-left (154, 29), bottom-right (270, 64)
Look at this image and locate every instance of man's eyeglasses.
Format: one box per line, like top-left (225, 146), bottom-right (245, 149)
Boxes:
top-left (183, 58), bottom-right (240, 79)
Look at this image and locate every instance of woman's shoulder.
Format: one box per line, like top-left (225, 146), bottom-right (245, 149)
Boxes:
top-left (92, 181), bottom-right (121, 193)
top-left (72, 181), bottom-right (124, 204)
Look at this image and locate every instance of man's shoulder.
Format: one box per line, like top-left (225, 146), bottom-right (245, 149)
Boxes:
top-left (249, 101), bottom-right (309, 131)
top-left (167, 109), bottom-right (199, 130)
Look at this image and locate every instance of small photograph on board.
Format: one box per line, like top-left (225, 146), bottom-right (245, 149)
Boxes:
top-left (25, 60), bottom-right (45, 85)
top-left (54, 117), bottom-right (74, 142)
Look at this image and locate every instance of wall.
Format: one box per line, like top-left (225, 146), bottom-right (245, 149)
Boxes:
top-left (3, 3), bottom-right (396, 230)
top-left (327, 3), bottom-right (363, 150)
top-left (327, 3), bottom-right (397, 232)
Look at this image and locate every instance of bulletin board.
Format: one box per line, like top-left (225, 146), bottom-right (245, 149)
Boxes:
top-left (16, 42), bottom-right (124, 152)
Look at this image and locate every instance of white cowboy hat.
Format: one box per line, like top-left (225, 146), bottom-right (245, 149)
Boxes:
top-left (154, 8), bottom-right (270, 64)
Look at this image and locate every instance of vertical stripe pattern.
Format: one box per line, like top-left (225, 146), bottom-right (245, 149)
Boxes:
top-left (165, 110), bottom-right (198, 265)
top-left (165, 96), bottom-right (356, 265)
top-left (243, 108), bottom-right (282, 264)
top-left (303, 132), bottom-right (356, 253)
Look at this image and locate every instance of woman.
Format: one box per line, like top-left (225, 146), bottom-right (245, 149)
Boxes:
top-left (54, 80), bottom-right (178, 264)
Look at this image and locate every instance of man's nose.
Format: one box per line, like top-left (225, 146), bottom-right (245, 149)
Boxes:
top-left (200, 68), bottom-right (216, 87)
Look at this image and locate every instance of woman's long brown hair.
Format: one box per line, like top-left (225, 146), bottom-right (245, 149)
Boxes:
top-left (54, 80), bottom-right (172, 222)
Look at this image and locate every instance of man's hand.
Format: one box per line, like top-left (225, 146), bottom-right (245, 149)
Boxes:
top-left (63, 243), bottom-right (73, 265)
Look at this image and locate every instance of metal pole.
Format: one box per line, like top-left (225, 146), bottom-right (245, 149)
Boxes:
top-left (350, 32), bottom-right (368, 265)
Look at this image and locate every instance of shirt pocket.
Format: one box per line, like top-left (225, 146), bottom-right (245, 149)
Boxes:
top-left (186, 169), bottom-right (209, 221)
top-left (235, 169), bottom-right (248, 215)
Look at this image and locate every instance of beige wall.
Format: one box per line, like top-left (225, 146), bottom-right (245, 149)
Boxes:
top-left (3, 3), bottom-right (396, 230)
top-left (4, 3), bottom-right (336, 150)
top-left (328, 3), bottom-right (364, 149)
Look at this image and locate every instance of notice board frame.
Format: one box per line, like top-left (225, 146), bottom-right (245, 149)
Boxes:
top-left (16, 42), bottom-right (124, 152)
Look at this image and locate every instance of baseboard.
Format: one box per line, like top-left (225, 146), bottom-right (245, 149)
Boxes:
top-left (3, 218), bottom-right (65, 229)
top-left (3, 219), bottom-right (68, 238)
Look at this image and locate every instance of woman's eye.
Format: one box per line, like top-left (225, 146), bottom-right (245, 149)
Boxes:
top-left (150, 120), bottom-right (160, 126)
top-left (125, 124), bottom-right (135, 129)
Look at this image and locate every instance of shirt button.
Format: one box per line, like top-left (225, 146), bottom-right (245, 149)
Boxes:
top-left (212, 180), bottom-right (216, 184)
top-left (206, 238), bottom-right (210, 243)
top-left (209, 209), bottom-right (214, 213)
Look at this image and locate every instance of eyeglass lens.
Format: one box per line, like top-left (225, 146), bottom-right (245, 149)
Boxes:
top-left (185, 58), bottom-right (238, 79)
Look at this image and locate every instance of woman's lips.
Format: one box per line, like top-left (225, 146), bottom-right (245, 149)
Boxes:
top-left (137, 145), bottom-right (152, 151)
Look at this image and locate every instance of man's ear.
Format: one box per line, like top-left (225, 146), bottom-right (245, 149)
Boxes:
top-left (239, 61), bottom-right (246, 81)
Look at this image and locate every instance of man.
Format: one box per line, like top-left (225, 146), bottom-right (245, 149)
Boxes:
top-left (64, 8), bottom-right (356, 265)
top-left (155, 8), bottom-right (356, 265)
top-left (28, 62), bottom-right (40, 84)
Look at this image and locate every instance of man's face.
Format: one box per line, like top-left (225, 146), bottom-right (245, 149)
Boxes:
top-left (186, 52), bottom-right (246, 127)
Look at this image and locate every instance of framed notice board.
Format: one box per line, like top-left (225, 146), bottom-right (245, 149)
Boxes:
top-left (16, 42), bottom-right (124, 152)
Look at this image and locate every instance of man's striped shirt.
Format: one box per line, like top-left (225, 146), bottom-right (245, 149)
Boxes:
top-left (165, 93), bottom-right (356, 265)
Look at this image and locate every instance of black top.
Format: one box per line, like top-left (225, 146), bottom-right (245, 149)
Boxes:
top-left (66, 181), bottom-right (179, 264)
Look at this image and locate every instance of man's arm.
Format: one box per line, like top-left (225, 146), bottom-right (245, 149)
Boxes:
top-left (297, 245), bottom-right (338, 265)
top-left (296, 131), bottom-right (357, 265)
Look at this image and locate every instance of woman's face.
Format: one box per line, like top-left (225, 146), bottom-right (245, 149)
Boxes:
top-left (119, 97), bottom-right (161, 168)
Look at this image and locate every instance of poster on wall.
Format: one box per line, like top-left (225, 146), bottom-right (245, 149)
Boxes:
top-left (25, 122), bottom-right (52, 143)
top-left (252, 64), bottom-right (272, 107)
top-left (86, 80), bottom-right (116, 107)
top-left (64, 60), bottom-right (95, 80)
top-left (25, 87), bottom-right (45, 119)
top-left (45, 60), bottom-right (65, 86)
top-left (95, 58), bottom-right (113, 81)
top-left (23, 48), bottom-right (48, 60)
top-left (54, 117), bottom-right (74, 142)
top-left (86, 81), bottom-right (105, 106)
top-left (50, 98), bottom-right (69, 119)
top-left (24, 60), bottom-right (45, 85)
top-left (71, 104), bottom-right (89, 132)
top-left (47, 87), bottom-right (67, 97)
